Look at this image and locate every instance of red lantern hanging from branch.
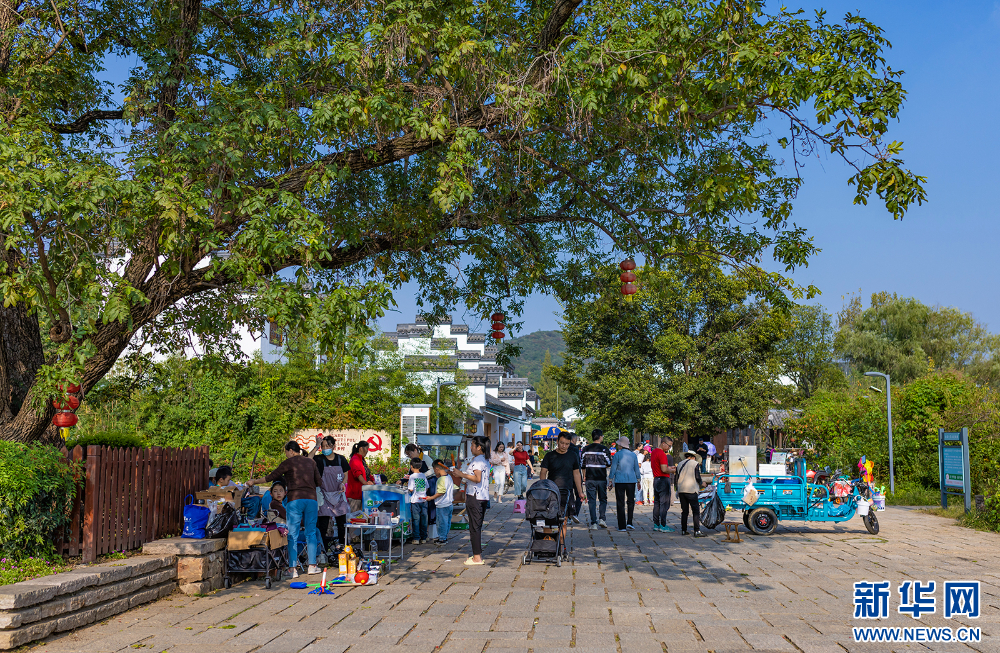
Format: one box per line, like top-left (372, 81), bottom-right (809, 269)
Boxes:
top-left (58, 382), bottom-right (81, 394)
top-left (490, 312), bottom-right (505, 341)
top-left (619, 259), bottom-right (637, 299)
top-left (53, 396), bottom-right (81, 411)
top-left (52, 412), bottom-right (79, 428)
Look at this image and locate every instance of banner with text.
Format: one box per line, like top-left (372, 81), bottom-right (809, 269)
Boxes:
top-left (292, 429), bottom-right (391, 461)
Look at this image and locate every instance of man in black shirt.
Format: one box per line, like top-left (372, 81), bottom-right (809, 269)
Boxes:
top-left (581, 429), bottom-right (612, 529)
top-left (695, 439), bottom-right (710, 474)
top-left (540, 432), bottom-right (586, 541)
top-left (567, 433), bottom-right (584, 523)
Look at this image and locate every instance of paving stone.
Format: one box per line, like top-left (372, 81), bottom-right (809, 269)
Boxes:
top-left (14, 506), bottom-right (1000, 653)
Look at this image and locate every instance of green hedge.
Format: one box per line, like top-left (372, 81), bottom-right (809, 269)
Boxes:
top-left (65, 431), bottom-right (148, 450)
top-left (0, 443), bottom-right (81, 560)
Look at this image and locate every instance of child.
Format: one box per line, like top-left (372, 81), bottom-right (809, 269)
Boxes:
top-left (428, 459), bottom-right (455, 544)
top-left (263, 480), bottom-right (287, 521)
top-left (407, 458), bottom-right (429, 544)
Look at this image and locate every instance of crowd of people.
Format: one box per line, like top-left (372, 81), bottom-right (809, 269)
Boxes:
top-left (534, 429), bottom-right (713, 537)
top-left (209, 429), bottom-right (716, 576)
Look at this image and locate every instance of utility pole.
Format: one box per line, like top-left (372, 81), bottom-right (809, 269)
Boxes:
top-left (436, 380), bottom-right (457, 434)
top-left (865, 371), bottom-right (896, 495)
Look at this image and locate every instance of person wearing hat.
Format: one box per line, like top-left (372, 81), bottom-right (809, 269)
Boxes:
top-left (609, 436), bottom-right (641, 531)
top-left (675, 450), bottom-right (706, 537)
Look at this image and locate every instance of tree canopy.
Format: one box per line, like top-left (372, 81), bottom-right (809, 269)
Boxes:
top-left (1, 0), bottom-right (924, 441)
top-left (777, 303), bottom-right (843, 398)
top-left (835, 293), bottom-right (1000, 385)
top-left (552, 262), bottom-right (786, 440)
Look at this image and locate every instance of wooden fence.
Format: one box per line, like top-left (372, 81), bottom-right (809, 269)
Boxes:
top-left (59, 445), bottom-right (211, 562)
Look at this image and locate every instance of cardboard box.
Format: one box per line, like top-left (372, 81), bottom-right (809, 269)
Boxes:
top-left (196, 489), bottom-right (242, 509)
top-left (227, 528), bottom-right (287, 550)
top-left (266, 530), bottom-right (287, 549)
top-left (228, 530), bottom-right (266, 550)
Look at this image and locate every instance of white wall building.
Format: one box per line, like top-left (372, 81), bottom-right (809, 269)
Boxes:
top-left (381, 315), bottom-right (540, 450)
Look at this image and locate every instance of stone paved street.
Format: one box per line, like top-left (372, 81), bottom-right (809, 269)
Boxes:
top-left (26, 504), bottom-right (1000, 653)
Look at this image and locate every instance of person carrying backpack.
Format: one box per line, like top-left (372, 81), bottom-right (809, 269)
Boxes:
top-left (674, 450), bottom-right (706, 537)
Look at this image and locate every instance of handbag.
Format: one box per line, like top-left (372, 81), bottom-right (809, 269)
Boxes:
top-left (182, 495), bottom-right (211, 539)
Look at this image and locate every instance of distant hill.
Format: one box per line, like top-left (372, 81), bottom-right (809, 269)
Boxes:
top-left (509, 330), bottom-right (565, 386)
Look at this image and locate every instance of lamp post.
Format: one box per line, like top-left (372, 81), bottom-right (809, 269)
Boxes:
top-left (865, 371), bottom-right (895, 495)
top-left (436, 380), bottom-right (457, 434)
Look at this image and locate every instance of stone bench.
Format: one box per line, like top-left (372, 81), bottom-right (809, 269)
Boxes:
top-left (0, 555), bottom-right (176, 650)
top-left (143, 537), bottom-right (226, 595)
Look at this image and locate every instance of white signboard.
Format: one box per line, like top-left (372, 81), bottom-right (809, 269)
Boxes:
top-left (292, 428), bottom-right (391, 461)
top-left (729, 445), bottom-right (757, 477)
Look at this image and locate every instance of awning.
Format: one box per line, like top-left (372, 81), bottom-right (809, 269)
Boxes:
top-left (532, 426), bottom-right (562, 440)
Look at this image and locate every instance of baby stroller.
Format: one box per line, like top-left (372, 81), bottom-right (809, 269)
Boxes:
top-left (522, 479), bottom-right (567, 566)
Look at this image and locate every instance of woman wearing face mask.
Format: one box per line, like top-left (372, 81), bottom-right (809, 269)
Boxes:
top-left (313, 436), bottom-right (351, 552)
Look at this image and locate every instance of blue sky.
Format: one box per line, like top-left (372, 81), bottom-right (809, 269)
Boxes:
top-left (380, 2), bottom-right (1000, 335)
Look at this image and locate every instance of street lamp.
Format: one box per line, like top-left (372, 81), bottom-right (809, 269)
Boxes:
top-left (865, 371), bottom-right (895, 495)
top-left (436, 380), bottom-right (457, 434)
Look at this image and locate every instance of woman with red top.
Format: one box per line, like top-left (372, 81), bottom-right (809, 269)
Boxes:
top-left (346, 440), bottom-right (373, 512)
top-left (511, 440), bottom-right (532, 499)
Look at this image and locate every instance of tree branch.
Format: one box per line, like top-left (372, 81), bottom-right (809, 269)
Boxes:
top-left (49, 109), bottom-right (123, 133)
top-left (537, 0), bottom-right (582, 51)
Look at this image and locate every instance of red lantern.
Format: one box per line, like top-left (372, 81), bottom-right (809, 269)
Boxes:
top-left (491, 330), bottom-right (505, 340)
top-left (619, 259), bottom-right (636, 271)
top-left (621, 283), bottom-right (637, 296)
top-left (58, 382), bottom-right (81, 394)
top-left (53, 396), bottom-right (81, 411)
top-left (52, 412), bottom-right (78, 428)
top-left (490, 312), bottom-right (504, 322)
top-left (491, 321), bottom-right (505, 331)
top-left (620, 271), bottom-right (636, 283)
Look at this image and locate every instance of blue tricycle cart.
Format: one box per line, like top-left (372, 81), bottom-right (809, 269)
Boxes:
top-left (712, 458), bottom-right (882, 536)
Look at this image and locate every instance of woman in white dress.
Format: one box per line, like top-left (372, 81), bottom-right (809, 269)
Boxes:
top-left (489, 442), bottom-right (511, 503)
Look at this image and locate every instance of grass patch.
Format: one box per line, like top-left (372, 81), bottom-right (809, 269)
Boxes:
top-left (0, 556), bottom-right (71, 587)
top-left (919, 505), bottom-right (1000, 534)
top-left (886, 483), bottom-right (959, 506)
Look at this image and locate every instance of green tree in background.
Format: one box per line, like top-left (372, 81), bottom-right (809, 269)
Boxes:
top-left (1, 0), bottom-right (925, 442)
top-left (74, 350), bottom-right (469, 469)
top-left (536, 349), bottom-right (572, 417)
top-left (777, 304), bottom-right (844, 398)
top-left (835, 293), bottom-right (1000, 384)
top-left (554, 263), bottom-right (786, 440)
top-left (785, 372), bottom-right (1000, 495)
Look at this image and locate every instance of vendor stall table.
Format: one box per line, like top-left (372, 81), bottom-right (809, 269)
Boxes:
top-left (345, 522), bottom-right (403, 563)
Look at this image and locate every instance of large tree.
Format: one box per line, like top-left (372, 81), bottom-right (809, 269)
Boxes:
top-left (835, 293), bottom-right (1000, 385)
top-left (1, 0), bottom-right (924, 441)
top-left (552, 263), bottom-right (787, 440)
top-left (777, 303), bottom-right (840, 398)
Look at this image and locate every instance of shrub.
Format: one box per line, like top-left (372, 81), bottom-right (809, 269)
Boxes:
top-left (0, 555), bottom-right (71, 587)
top-left (368, 458), bottom-right (409, 484)
top-left (0, 443), bottom-right (81, 560)
top-left (65, 431), bottom-right (148, 450)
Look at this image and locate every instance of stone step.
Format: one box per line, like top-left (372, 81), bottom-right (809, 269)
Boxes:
top-left (0, 555), bottom-right (175, 611)
top-left (0, 580), bottom-right (175, 650)
top-left (0, 567), bottom-right (176, 630)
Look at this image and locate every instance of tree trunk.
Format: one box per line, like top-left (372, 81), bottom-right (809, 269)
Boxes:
top-left (0, 301), bottom-right (56, 442)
